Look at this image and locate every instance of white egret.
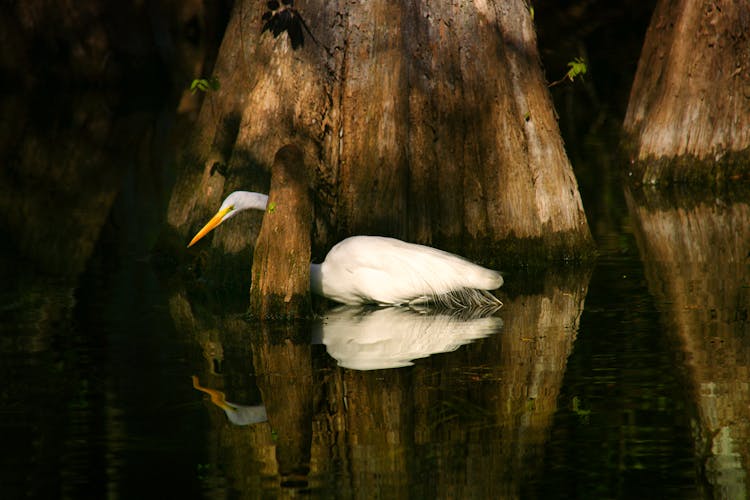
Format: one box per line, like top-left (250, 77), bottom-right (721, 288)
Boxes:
top-left (188, 191), bottom-right (503, 307)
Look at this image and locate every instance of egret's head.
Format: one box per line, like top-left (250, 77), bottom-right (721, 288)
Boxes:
top-left (187, 191), bottom-right (269, 247)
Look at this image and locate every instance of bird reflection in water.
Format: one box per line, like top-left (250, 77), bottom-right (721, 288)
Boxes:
top-left (191, 376), bottom-right (268, 426)
top-left (313, 306), bottom-right (504, 371)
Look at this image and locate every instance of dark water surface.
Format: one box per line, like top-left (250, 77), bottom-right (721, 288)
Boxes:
top-left (2, 90), bottom-right (749, 499)
top-left (5, 204), bottom-right (748, 499)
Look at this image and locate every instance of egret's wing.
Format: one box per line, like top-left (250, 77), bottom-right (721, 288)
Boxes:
top-left (322, 236), bottom-right (502, 305)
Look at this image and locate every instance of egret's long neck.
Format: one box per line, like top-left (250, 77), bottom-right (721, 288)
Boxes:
top-left (310, 263), bottom-right (323, 296)
top-left (244, 192), bottom-right (269, 211)
top-left (221, 192), bottom-right (269, 223)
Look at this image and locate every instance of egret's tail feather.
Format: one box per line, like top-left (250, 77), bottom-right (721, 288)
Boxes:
top-left (411, 288), bottom-right (503, 312)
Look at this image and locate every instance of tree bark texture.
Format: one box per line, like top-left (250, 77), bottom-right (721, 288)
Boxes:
top-left (167, 0), bottom-right (593, 271)
top-left (249, 145), bottom-right (313, 319)
top-left (623, 0), bottom-right (750, 183)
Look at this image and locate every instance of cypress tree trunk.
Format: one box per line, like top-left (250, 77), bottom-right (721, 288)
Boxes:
top-left (623, 0), bottom-right (750, 184)
top-left (249, 145), bottom-right (313, 319)
top-left (167, 0), bottom-right (594, 296)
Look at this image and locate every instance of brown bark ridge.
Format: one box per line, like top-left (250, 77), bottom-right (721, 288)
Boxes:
top-left (249, 145), bottom-right (313, 320)
top-left (623, 0), bottom-right (750, 183)
top-left (167, 0), bottom-right (593, 272)
top-left (626, 185), bottom-right (750, 495)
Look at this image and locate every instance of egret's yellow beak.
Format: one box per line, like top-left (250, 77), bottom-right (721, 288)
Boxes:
top-left (188, 206), bottom-right (232, 247)
top-left (191, 375), bottom-right (232, 411)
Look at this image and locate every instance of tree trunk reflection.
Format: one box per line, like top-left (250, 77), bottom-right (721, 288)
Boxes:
top-left (250, 323), bottom-right (314, 488)
top-left (626, 186), bottom-right (750, 497)
top-left (176, 266), bottom-right (590, 497)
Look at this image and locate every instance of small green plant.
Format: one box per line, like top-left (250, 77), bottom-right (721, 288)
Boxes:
top-left (566, 57), bottom-right (587, 81)
top-left (267, 201), bottom-right (277, 213)
top-left (549, 57), bottom-right (587, 87)
top-left (190, 77), bottom-right (220, 94)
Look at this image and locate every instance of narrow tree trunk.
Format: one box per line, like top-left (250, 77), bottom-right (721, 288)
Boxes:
top-left (167, 0), bottom-right (593, 281)
top-left (623, 0), bottom-right (750, 184)
top-left (249, 145), bottom-right (313, 319)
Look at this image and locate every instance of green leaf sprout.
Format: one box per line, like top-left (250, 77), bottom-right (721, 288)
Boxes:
top-left (549, 57), bottom-right (587, 87)
top-left (190, 77), bottom-right (220, 94)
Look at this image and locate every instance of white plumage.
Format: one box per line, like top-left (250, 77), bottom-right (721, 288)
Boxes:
top-left (189, 191), bottom-right (503, 308)
top-left (310, 236), bottom-right (502, 306)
